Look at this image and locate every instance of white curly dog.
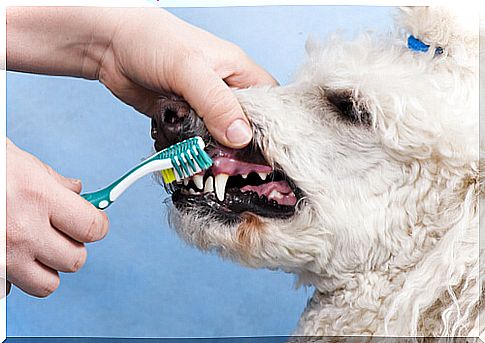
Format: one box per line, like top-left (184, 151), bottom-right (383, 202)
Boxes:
top-left (150, 7), bottom-right (482, 337)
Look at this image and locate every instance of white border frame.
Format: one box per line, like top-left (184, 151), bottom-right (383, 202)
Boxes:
top-left (1, 1), bottom-right (483, 343)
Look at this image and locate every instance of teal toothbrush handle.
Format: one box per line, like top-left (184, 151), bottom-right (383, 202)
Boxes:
top-left (81, 153), bottom-right (173, 210)
top-left (81, 186), bottom-right (115, 210)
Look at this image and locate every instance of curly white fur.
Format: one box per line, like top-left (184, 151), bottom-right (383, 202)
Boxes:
top-left (168, 7), bottom-right (481, 337)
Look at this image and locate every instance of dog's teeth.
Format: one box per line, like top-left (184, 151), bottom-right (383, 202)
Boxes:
top-left (258, 172), bottom-right (268, 180)
top-left (241, 174), bottom-right (248, 179)
top-left (183, 178), bottom-right (189, 186)
top-left (193, 174), bottom-right (204, 190)
top-left (204, 176), bottom-right (214, 193)
top-left (188, 188), bottom-right (196, 195)
top-left (214, 174), bottom-right (229, 201)
top-left (268, 189), bottom-right (283, 200)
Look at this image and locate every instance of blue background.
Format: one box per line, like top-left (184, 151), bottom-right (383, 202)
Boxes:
top-left (6, 5), bottom-right (393, 338)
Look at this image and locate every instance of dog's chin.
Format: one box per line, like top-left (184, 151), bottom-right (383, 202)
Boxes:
top-left (170, 140), bottom-right (302, 224)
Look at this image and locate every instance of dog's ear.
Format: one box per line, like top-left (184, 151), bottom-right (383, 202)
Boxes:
top-left (325, 89), bottom-right (372, 125)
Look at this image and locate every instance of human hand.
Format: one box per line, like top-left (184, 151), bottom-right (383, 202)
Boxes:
top-left (95, 8), bottom-right (277, 148)
top-left (7, 7), bottom-right (277, 148)
top-left (6, 139), bottom-right (109, 297)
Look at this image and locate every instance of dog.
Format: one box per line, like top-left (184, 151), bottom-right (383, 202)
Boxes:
top-left (150, 7), bottom-right (482, 337)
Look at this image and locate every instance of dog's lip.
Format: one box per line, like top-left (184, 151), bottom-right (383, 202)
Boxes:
top-left (170, 141), bottom-right (301, 219)
top-left (208, 146), bottom-right (272, 176)
top-left (172, 188), bottom-right (297, 221)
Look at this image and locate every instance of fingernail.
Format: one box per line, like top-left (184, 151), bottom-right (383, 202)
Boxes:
top-left (226, 119), bottom-right (252, 146)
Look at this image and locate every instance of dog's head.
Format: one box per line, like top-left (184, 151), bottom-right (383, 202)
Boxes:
top-left (151, 7), bottom-right (479, 290)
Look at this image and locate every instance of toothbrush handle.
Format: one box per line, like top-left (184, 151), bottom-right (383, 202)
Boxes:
top-left (81, 157), bottom-right (173, 210)
top-left (82, 187), bottom-right (114, 210)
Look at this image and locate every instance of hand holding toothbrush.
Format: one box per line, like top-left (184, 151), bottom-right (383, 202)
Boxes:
top-left (6, 139), bottom-right (109, 298)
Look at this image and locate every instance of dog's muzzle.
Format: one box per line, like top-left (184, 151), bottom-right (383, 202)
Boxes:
top-left (151, 98), bottom-right (302, 222)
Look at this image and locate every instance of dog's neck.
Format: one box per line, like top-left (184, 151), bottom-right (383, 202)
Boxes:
top-left (295, 270), bottom-right (402, 335)
top-left (294, 165), bottom-right (480, 336)
top-left (296, 248), bottom-right (479, 336)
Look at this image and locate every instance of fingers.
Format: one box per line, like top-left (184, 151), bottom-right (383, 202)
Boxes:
top-left (40, 157), bottom-right (109, 243)
top-left (224, 54), bottom-right (278, 88)
top-left (9, 261), bottom-right (60, 298)
top-left (225, 69), bottom-right (277, 89)
top-left (7, 142), bottom-right (109, 299)
top-left (49, 187), bottom-right (109, 243)
top-left (42, 163), bottom-right (82, 194)
top-left (173, 58), bottom-right (253, 148)
top-left (34, 228), bottom-right (87, 273)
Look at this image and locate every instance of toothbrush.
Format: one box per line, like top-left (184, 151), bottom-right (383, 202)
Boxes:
top-left (81, 136), bottom-right (212, 210)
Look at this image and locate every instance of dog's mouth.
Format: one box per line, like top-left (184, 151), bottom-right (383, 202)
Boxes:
top-left (171, 144), bottom-right (301, 221)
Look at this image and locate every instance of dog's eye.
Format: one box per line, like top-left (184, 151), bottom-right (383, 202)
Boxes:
top-left (326, 89), bottom-right (371, 125)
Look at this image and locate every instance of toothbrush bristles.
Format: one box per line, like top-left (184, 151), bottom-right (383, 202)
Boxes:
top-left (158, 136), bottom-right (213, 191)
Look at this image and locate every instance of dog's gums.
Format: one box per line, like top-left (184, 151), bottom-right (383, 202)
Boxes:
top-left (171, 145), bottom-right (301, 221)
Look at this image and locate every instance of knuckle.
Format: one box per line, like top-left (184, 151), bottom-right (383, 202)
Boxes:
top-left (66, 247), bottom-right (87, 273)
top-left (224, 43), bottom-right (250, 69)
top-left (41, 163), bottom-right (56, 178)
top-left (204, 86), bottom-right (237, 120)
top-left (19, 175), bottom-right (47, 202)
top-left (228, 43), bottom-right (246, 59)
top-left (85, 212), bottom-right (109, 242)
top-left (205, 83), bottom-right (226, 103)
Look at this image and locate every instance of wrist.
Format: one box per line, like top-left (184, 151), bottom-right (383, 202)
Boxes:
top-left (78, 8), bottom-right (124, 80)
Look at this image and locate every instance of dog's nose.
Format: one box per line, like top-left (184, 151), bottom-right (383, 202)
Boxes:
top-left (151, 98), bottom-right (191, 151)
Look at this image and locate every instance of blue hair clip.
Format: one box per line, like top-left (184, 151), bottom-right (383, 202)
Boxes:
top-left (407, 35), bottom-right (430, 52)
top-left (407, 35), bottom-right (444, 56)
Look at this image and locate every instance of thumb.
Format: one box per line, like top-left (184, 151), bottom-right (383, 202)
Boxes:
top-left (173, 60), bottom-right (253, 148)
top-left (43, 163), bottom-right (82, 194)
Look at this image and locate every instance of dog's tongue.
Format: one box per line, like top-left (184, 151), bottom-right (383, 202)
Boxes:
top-left (241, 181), bottom-right (297, 206)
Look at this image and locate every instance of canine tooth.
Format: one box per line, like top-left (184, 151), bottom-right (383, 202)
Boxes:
top-left (241, 174), bottom-right (248, 179)
top-left (183, 178), bottom-right (189, 186)
top-left (204, 176), bottom-right (214, 193)
top-left (214, 174), bottom-right (229, 201)
top-left (258, 172), bottom-right (268, 180)
top-left (193, 174), bottom-right (204, 190)
top-left (189, 188), bottom-right (196, 195)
